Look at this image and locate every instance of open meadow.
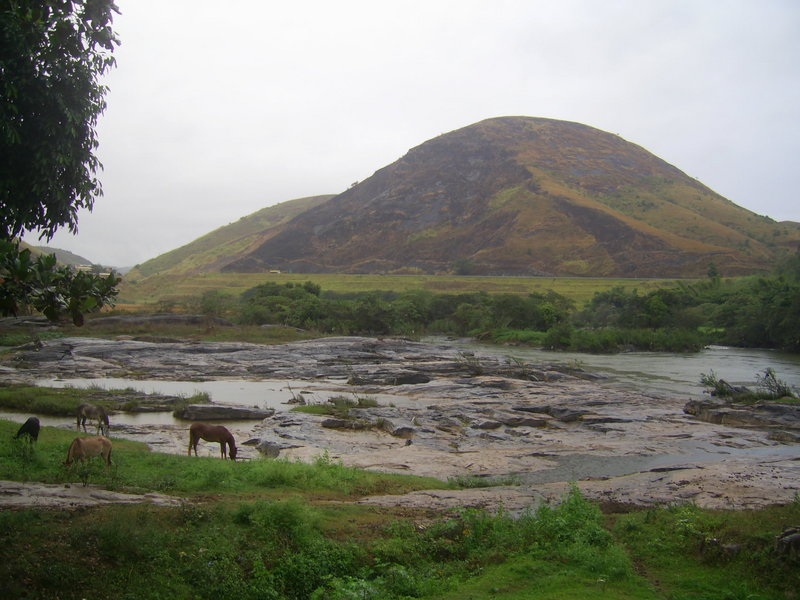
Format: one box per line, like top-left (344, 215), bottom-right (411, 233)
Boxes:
top-left (118, 272), bottom-right (688, 310)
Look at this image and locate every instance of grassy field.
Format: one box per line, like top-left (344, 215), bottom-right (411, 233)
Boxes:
top-left (118, 272), bottom-right (689, 309)
top-left (0, 418), bottom-right (797, 599)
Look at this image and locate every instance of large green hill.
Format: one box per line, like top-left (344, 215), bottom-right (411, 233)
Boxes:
top-left (127, 117), bottom-right (800, 286)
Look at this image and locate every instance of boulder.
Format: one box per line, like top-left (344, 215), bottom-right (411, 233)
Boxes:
top-left (391, 426), bottom-right (415, 439)
top-left (256, 440), bottom-right (282, 458)
top-left (684, 399), bottom-right (800, 431)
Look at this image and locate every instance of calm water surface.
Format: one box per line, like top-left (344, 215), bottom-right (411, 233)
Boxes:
top-left (448, 341), bottom-right (800, 399)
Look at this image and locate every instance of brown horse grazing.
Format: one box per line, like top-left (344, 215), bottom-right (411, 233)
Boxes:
top-left (77, 403), bottom-right (110, 436)
top-left (188, 423), bottom-right (238, 460)
top-left (65, 436), bottom-right (113, 467)
top-left (14, 416), bottom-right (40, 442)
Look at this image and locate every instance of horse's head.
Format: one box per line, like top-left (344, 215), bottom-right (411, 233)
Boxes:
top-left (229, 446), bottom-right (238, 461)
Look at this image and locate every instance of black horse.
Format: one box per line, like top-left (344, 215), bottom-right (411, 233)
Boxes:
top-left (14, 417), bottom-right (40, 442)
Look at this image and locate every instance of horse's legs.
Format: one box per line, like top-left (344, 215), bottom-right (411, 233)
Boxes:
top-left (220, 442), bottom-right (226, 459)
top-left (188, 431), bottom-right (197, 456)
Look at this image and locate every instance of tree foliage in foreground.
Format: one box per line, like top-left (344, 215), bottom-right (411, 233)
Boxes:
top-left (1, 0), bottom-right (119, 239)
top-left (0, 240), bottom-right (119, 325)
top-left (0, 1), bottom-right (121, 324)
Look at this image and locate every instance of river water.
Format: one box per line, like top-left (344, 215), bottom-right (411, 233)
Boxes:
top-left (445, 341), bottom-right (800, 400)
top-left (3, 342), bottom-right (799, 430)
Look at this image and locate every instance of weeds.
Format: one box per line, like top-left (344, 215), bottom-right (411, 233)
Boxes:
top-left (701, 368), bottom-right (798, 401)
top-left (448, 473), bottom-right (522, 488)
top-left (755, 367), bottom-right (797, 399)
top-left (456, 351), bottom-right (484, 375)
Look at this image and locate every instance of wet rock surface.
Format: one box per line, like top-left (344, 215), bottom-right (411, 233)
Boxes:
top-left (2, 336), bottom-right (799, 511)
top-left (175, 404), bottom-right (275, 421)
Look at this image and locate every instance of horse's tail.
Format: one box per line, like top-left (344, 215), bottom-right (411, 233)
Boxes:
top-left (106, 443), bottom-right (113, 466)
top-left (188, 428), bottom-right (196, 456)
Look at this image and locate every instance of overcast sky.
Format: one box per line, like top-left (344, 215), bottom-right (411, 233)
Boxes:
top-left (25, 0), bottom-right (800, 267)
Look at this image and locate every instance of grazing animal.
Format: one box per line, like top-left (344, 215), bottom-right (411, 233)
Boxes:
top-left (65, 436), bottom-right (113, 467)
top-left (188, 423), bottom-right (238, 460)
top-left (76, 403), bottom-right (110, 436)
top-left (14, 417), bottom-right (40, 442)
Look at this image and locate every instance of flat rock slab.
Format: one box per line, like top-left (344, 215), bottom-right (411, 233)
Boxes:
top-left (176, 404), bottom-right (275, 420)
top-left (0, 480), bottom-right (183, 510)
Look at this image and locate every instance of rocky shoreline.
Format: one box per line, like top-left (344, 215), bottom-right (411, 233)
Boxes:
top-left (2, 336), bottom-right (799, 511)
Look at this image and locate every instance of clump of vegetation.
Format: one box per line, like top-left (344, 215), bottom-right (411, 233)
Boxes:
top-left (170, 390), bottom-right (213, 417)
top-left (700, 368), bottom-right (798, 401)
top-left (292, 394), bottom-right (380, 420)
top-left (756, 367), bottom-right (797, 399)
top-left (448, 473), bottom-right (522, 488)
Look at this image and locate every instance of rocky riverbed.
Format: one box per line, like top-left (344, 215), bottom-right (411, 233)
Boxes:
top-left (2, 336), bottom-right (799, 511)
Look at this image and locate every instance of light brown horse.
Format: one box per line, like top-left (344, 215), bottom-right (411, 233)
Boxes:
top-left (76, 403), bottom-right (110, 436)
top-left (65, 436), bottom-right (113, 467)
top-left (188, 423), bottom-right (237, 460)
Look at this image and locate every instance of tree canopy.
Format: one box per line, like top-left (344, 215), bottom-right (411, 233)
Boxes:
top-left (1, 0), bottom-right (119, 240)
top-left (0, 1), bottom-right (120, 324)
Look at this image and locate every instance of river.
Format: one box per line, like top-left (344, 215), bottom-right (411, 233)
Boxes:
top-left (444, 341), bottom-right (800, 399)
top-left (4, 341), bottom-right (799, 430)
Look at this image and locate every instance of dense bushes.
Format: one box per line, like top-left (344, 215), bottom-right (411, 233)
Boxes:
top-left (238, 283), bottom-right (574, 338)
top-left (231, 254), bottom-right (800, 353)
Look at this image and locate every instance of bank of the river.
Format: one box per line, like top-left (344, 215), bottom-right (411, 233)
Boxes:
top-left (1, 336), bottom-right (799, 511)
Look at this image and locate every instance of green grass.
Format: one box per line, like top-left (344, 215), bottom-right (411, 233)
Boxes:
top-left (1, 419), bottom-right (798, 599)
top-left (610, 502), bottom-right (800, 599)
top-left (118, 272), bottom-right (688, 309)
top-left (0, 384), bottom-right (206, 416)
top-left (0, 419), bottom-right (442, 497)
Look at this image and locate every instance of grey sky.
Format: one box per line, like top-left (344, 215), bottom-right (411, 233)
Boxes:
top-left (26, 0), bottom-right (800, 267)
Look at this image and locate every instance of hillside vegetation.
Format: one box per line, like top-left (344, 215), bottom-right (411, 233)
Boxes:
top-left (125, 117), bottom-right (799, 288)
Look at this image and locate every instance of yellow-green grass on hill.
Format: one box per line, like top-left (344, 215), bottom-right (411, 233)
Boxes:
top-left (117, 272), bottom-right (692, 310)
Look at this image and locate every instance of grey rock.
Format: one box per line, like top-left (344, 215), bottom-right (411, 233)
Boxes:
top-left (175, 404), bottom-right (275, 421)
top-left (391, 426), bottom-right (415, 439)
top-left (321, 418), bottom-right (370, 430)
top-left (684, 400), bottom-right (800, 431)
top-left (471, 420), bottom-right (503, 430)
top-left (256, 440), bottom-right (282, 458)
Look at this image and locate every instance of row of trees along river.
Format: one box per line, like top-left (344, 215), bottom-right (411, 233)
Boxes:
top-left (191, 252), bottom-right (800, 354)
